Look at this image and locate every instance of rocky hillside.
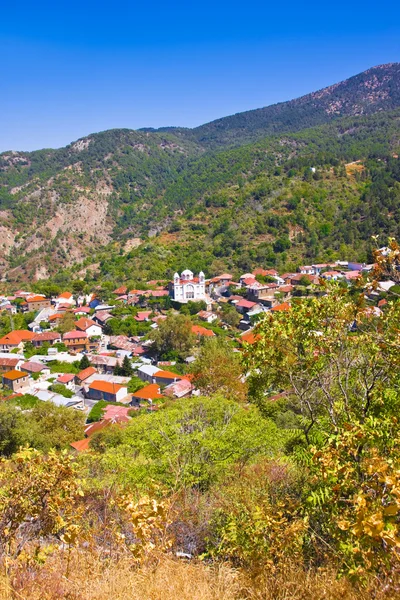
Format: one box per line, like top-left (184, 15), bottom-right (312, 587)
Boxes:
top-left (1, 63), bottom-right (400, 283)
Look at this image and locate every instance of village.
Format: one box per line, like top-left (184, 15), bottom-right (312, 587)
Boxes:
top-left (0, 258), bottom-right (393, 452)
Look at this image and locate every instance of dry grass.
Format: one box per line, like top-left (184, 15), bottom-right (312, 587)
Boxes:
top-left (1, 550), bottom-right (400, 600)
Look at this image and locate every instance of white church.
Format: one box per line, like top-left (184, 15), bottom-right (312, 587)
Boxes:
top-left (169, 269), bottom-right (206, 303)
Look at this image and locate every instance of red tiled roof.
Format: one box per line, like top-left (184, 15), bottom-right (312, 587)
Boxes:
top-left (2, 369), bottom-right (29, 381)
top-left (75, 317), bottom-right (97, 331)
top-left (102, 405), bottom-right (130, 420)
top-left (20, 361), bottom-right (47, 373)
top-left (58, 292), bottom-right (73, 299)
top-left (134, 311), bottom-right (152, 321)
top-left (57, 373), bottom-right (75, 383)
top-left (63, 330), bottom-right (88, 340)
top-left (191, 325), bottom-right (215, 337)
top-left (113, 286), bottom-right (128, 295)
top-left (378, 298), bottom-right (388, 307)
top-left (77, 366), bottom-right (97, 381)
top-left (32, 331), bottom-right (60, 342)
top-left (73, 306), bottom-right (91, 314)
top-left (236, 299), bottom-right (257, 309)
top-left (89, 380), bottom-right (123, 394)
top-left (70, 438), bottom-right (91, 452)
top-left (0, 357), bottom-right (20, 368)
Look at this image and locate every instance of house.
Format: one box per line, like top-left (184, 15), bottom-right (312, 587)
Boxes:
top-left (56, 373), bottom-right (76, 390)
top-left (48, 313), bottom-right (64, 326)
top-left (137, 364), bottom-right (161, 383)
top-left (137, 365), bottom-right (183, 386)
top-left (0, 357), bottom-right (22, 373)
top-left (320, 271), bottom-right (342, 281)
top-left (239, 273), bottom-right (256, 286)
top-left (235, 299), bottom-right (258, 314)
top-left (197, 310), bottom-right (217, 323)
top-left (299, 266), bottom-right (315, 275)
top-left (2, 370), bottom-right (29, 392)
top-left (0, 330), bottom-right (35, 353)
top-left (56, 292), bottom-right (75, 306)
top-left (75, 366), bottom-right (97, 385)
top-left (153, 370), bottom-right (184, 386)
top-left (93, 311), bottom-right (113, 326)
top-left (271, 302), bottom-right (291, 312)
top-left (289, 274), bottom-right (319, 286)
top-left (87, 380), bottom-right (128, 403)
top-left (63, 330), bottom-right (89, 352)
top-left (75, 317), bottom-right (103, 337)
top-left (73, 306), bottom-right (91, 316)
top-left (169, 270), bottom-right (206, 303)
top-left (32, 331), bottom-right (61, 347)
top-left (22, 295), bottom-right (52, 312)
top-left (131, 383), bottom-right (164, 405)
top-left (192, 325), bottom-right (215, 337)
top-left (20, 361), bottom-right (50, 377)
top-left (164, 378), bottom-right (193, 398)
top-left (87, 354), bottom-right (118, 374)
top-left (113, 286), bottom-right (128, 295)
top-left (134, 311), bottom-right (152, 322)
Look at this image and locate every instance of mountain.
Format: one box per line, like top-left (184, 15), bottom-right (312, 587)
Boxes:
top-left (154, 63), bottom-right (400, 148)
top-left (1, 63), bottom-right (400, 285)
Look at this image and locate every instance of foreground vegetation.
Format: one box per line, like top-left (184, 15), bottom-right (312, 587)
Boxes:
top-left (0, 246), bottom-right (400, 597)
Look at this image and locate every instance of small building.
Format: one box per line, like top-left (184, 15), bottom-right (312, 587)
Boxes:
top-left (131, 383), bottom-right (164, 405)
top-left (87, 380), bottom-right (128, 403)
top-left (75, 317), bottom-right (102, 337)
top-left (2, 369), bottom-right (29, 392)
top-left (75, 366), bottom-right (97, 385)
top-left (137, 364), bottom-right (161, 383)
top-left (56, 292), bottom-right (75, 306)
top-left (164, 378), bottom-right (193, 398)
top-left (20, 361), bottom-right (50, 378)
top-left (0, 357), bottom-right (21, 374)
top-left (32, 331), bottom-right (61, 347)
top-left (191, 325), bottom-right (215, 337)
top-left (197, 310), bottom-right (217, 323)
top-left (56, 373), bottom-right (76, 390)
top-left (299, 266), bottom-right (315, 275)
top-left (63, 330), bottom-right (88, 352)
top-left (0, 330), bottom-right (35, 353)
top-left (22, 295), bottom-right (52, 312)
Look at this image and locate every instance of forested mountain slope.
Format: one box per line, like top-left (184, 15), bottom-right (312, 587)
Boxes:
top-left (152, 63), bottom-right (400, 148)
top-left (1, 64), bottom-right (400, 284)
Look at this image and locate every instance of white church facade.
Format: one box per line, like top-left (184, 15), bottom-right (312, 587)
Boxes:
top-left (169, 270), bottom-right (206, 303)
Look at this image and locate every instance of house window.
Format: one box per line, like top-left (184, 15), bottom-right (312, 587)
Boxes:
top-left (186, 285), bottom-right (194, 299)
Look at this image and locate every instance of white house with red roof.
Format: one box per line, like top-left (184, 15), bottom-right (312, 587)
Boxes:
top-left (55, 292), bottom-right (75, 306)
top-left (170, 270), bottom-right (206, 303)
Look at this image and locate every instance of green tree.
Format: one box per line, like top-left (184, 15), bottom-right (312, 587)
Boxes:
top-left (150, 314), bottom-right (195, 360)
top-left (79, 354), bottom-right (91, 370)
top-left (191, 337), bottom-right (248, 402)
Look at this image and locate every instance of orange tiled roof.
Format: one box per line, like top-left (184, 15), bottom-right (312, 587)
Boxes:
top-left (77, 366), bottom-right (97, 381)
top-left (132, 384), bottom-right (163, 400)
top-left (192, 325), bottom-right (215, 337)
top-left (154, 370), bottom-right (182, 380)
top-left (70, 438), bottom-right (91, 452)
top-left (0, 330), bottom-right (35, 345)
top-left (58, 292), bottom-right (73, 299)
top-left (271, 302), bottom-right (291, 312)
top-left (2, 369), bottom-right (29, 381)
top-left (89, 380), bottom-right (123, 394)
top-left (75, 317), bottom-right (97, 331)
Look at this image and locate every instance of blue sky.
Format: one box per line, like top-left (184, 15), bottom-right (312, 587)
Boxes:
top-left (1, 0), bottom-right (399, 151)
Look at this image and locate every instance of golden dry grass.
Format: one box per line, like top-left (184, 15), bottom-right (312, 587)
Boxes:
top-left (1, 551), bottom-right (400, 600)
